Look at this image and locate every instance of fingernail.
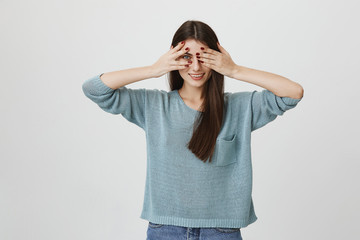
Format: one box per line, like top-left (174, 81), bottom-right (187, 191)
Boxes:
top-left (188, 61), bottom-right (192, 63)
top-left (196, 52), bottom-right (200, 55)
top-left (185, 47), bottom-right (189, 51)
top-left (196, 56), bottom-right (200, 58)
top-left (181, 41), bottom-right (185, 44)
top-left (200, 47), bottom-right (205, 50)
top-left (185, 65), bottom-right (189, 67)
top-left (200, 60), bottom-right (204, 63)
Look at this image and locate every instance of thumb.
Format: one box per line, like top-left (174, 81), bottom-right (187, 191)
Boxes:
top-left (217, 42), bottom-right (228, 55)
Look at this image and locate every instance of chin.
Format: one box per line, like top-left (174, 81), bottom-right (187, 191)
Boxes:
top-left (187, 79), bottom-right (206, 88)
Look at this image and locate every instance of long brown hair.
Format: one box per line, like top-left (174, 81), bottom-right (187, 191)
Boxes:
top-left (168, 20), bottom-right (225, 164)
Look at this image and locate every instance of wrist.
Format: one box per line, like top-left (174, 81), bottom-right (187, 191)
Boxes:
top-left (147, 65), bottom-right (157, 78)
top-left (230, 64), bottom-right (241, 79)
top-left (149, 64), bottom-right (162, 78)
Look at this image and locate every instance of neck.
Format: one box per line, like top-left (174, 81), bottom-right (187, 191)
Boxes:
top-left (178, 84), bottom-right (204, 102)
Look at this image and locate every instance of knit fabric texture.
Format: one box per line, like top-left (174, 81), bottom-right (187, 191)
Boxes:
top-left (82, 73), bottom-right (303, 228)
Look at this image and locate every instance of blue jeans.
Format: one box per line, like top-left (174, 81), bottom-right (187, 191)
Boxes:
top-left (147, 222), bottom-right (243, 240)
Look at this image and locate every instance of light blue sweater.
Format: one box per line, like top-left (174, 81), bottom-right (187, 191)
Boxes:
top-left (82, 73), bottom-right (303, 228)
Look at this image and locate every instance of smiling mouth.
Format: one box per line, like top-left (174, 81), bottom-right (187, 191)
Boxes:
top-left (189, 73), bottom-right (205, 77)
top-left (188, 73), bottom-right (205, 80)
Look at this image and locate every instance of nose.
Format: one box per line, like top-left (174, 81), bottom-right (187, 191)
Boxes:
top-left (192, 56), bottom-right (201, 71)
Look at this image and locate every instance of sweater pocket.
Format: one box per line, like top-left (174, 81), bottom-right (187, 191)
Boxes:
top-left (148, 221), bottom-right (164, 228)
top-left (215, 227), bottom-right (240, 233)
top-left (212, 134), bottom-right (238, 167)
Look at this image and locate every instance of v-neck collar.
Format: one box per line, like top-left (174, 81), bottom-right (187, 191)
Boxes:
top-left (175, 89), bottom-right (204, 114)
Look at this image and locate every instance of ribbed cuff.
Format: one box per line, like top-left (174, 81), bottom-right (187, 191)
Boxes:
top-left (264, 89), bottom-right (303, 106)
top-left (91, 73), bottom-right (115, 93)
top-left (281, 95), bottom-right (303, 106)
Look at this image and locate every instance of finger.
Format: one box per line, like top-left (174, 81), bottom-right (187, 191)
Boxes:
top-left (217, 42), bottom-right (224, 53)
top-left (198, 57), bottom-right (216, 69)
top-left (173, 47), bottom-right (190, 59)
top-left (217, 42), bottom-right (229, 55)
top-left (170, 62), bottom-right (191, 71)
top-left (170, 65), bottom-right (189, 71)
top-left (171, 58), bottom-right (191, 66)
top-left (199, 50), bottom-right (218, 61)
top-left (198, 52), bottom-right (217, 61)
top-left (200, 57), bottom-right (216, 64)
top-left (200, 59), bottom-right (214, 69)
top-left (170, 41), bottom-right (185, 54)
top-left (174, 54), bottom-right (190, 63)
top-left (200, 47), bottom-right (219, 55)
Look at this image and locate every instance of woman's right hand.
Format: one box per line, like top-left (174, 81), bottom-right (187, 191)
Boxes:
top-left (151, 41), bottom-right (191, 78)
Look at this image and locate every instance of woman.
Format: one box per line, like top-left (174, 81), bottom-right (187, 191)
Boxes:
top-left (82, 20), bottom-right (304, 240)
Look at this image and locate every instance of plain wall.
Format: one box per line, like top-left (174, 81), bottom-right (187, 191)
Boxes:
top-left (1, 0), bottom-right (359, 239)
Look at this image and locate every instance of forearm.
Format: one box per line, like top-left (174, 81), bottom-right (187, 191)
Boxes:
top-left (100, 65), bottom-right (156, 90)
top-left (231, 65), bottom-right (304, 99)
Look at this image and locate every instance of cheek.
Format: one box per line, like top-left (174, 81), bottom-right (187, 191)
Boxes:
top-left (178, 70), bottom-right (188, 79)
top-left (205, 70), bottom-right (212, 80)
top-left (202, 65), bottom-right (211, 72)
top-left (178, 69), bottom-right (186, 75)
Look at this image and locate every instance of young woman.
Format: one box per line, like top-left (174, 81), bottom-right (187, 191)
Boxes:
top-left (82, 20), bottom-right (304, 240)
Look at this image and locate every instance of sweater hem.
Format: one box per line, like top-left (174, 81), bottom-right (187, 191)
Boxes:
top-left (140, 212), bottom-right (258, 228)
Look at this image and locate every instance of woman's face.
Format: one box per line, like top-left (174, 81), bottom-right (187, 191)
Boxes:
top-left (177, 39), bottom-right (212, 89)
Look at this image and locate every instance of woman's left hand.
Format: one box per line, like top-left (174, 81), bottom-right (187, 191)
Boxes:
top-left (198, 42), bottom-right (238, 78)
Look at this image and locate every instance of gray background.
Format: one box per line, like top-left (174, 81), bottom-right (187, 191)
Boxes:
top-left (1, 0), bottom-right (359, 239)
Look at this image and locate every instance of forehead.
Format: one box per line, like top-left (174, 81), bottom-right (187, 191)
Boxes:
top-left (183, 39), bottom-right (207, 49)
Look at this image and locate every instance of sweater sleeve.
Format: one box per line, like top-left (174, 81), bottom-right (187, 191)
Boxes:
top-left (82, 73), bottom-right (146, 130)
top-left (250, 89), bottom-right (302, 132)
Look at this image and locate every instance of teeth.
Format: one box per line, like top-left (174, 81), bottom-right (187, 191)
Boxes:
top-left (190, 74), bottom-right (204, 77)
